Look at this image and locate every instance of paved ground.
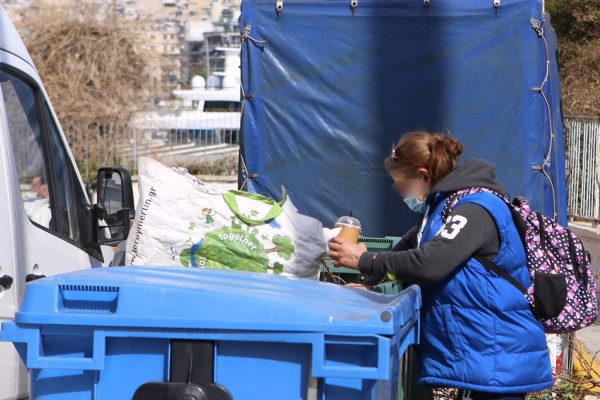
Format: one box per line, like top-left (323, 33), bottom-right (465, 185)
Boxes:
top-left (576, 321), bottom-right (600, 393)
top-left (578, 322), bottom-right (600, 361)
top-left (568, 223), bottom-right (600, 396)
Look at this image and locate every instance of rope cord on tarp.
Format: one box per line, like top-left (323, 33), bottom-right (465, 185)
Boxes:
top-left (241, 25), bottom-right (268, 46)
top-left (238, 25), bottom-right (268, 190)
top-left (239, 152), bottom-right (252, 191)
top-left (530, 18), bottom-right (557, 219)
top-left (240, 25), bottom-right (268, 117)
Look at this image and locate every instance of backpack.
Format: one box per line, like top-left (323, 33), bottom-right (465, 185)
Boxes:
top-left (442, 187), bottom-right (598, 333)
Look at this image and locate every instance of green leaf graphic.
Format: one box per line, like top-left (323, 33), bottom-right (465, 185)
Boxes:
top-left (180, 227), bottom-right (269, 273)
top-left (267, 234), bottom-right (295, 261)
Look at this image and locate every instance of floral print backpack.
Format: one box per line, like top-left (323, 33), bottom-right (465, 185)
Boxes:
top-left (443, 187), bottom-right (598, 333)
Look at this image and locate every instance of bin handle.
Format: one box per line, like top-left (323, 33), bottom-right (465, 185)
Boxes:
top-left (0, 323), bottom-right (106, 371)
top-left (310, 334), bottom-right (390, 380)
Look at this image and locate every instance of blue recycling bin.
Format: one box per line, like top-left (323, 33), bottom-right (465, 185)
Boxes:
top-left (1, 267), bottom-right (421, 400)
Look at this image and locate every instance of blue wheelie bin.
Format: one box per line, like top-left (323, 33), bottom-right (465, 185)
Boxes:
top-left (1, 266), bottom-right (421, 400)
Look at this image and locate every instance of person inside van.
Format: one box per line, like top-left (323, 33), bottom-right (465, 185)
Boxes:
top-left (24, 174), bottom-right (51, 228)
top-left (30, 175), bottom-right (49, 199)
top-left (328, 131), bottom-right (553, 400)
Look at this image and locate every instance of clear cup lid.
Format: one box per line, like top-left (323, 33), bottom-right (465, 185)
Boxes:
top-left (335, 216), bottom-right (362, 231)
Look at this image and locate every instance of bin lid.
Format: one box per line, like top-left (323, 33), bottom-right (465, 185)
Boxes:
top-left (15, 267), bottom-right (420, 335)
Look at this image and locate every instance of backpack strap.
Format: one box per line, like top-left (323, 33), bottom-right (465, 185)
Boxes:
top-left (441, 187), bottom-right (505, 222)
top-left (473, 255), bottom-right (528, 295)
top-left (509, 197), bottom-right (529, 243)
top-left (443, 187), bottom-right (527, 243)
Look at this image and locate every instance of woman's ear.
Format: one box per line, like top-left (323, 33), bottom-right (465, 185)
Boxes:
top-left (418, 168), bottom-right (430, 182)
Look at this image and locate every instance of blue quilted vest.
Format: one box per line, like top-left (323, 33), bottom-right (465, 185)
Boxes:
top-left (417, 191), bottom-right (554, 393)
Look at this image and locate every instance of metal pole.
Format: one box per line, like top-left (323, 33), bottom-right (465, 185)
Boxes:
top-left (205, 36), bottom-right (210, 79)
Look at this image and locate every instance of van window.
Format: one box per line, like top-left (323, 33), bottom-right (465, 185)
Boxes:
top-left (44, 104), bottom-right (83, 241)
top-left (0, 70), bottom-right (54, 230)
top-left (0, 69), bottom-right (87, 246)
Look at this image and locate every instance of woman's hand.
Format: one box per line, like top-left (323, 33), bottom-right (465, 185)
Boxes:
top-left (328, 237), bottom-right (368, 270)
top-left (345, 282), bottom-right (369, 291)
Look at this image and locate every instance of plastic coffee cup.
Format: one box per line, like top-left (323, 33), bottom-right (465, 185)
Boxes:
top-left (335, 216), bottom-right (362, 244)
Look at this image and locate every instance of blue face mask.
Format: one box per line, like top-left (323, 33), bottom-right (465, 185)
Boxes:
top-left (403, 196), bottom-right (426, 214)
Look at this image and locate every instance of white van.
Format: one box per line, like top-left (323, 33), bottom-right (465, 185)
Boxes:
top-left (0, 6), bottom-right (134, 399)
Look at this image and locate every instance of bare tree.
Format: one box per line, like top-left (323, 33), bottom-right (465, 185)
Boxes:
top-left (13, 1), bottom-right (169, 124)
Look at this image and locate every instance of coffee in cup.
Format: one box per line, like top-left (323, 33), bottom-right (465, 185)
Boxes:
top-left (335, 216), bottom-right (362, 244)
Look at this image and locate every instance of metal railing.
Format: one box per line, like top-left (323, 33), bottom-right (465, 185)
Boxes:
top-left (564, 116), bottom-right (600, 226)
top-left (64, 110), bottom-right (240, 181)
top-left (65, 113), bottom-right (598, 224)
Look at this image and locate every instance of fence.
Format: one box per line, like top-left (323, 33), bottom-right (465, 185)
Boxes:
top-left (564, 116), bottom-right (600, 226)
top-left (64, 109), bottom-right (240, 181)
top-left (65, 114), bottom-right (599, 224)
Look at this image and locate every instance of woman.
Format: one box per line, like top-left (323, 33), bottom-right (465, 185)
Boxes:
top-left (328, 131), bottom-right (553, 400)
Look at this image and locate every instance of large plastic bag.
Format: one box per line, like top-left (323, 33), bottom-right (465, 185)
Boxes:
top-left (125, 158), bottom-right (338, 279)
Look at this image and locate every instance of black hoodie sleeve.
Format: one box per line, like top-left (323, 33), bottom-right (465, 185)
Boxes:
top-left (358, 203), bottom-right (500, 285)
top-left (392, 225), bottom-right (418, 251)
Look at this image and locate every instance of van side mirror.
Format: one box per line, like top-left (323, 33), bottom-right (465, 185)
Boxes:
top-left (96, 167), bottom-right (135, 246)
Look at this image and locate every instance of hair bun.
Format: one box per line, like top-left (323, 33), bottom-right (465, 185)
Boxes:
top-left (443, 137), bottom-right (463, 157)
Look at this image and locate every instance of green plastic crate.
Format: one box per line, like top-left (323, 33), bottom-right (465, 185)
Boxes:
top-left (360, 236), bottom-right (402, 251)
top-left (321, 236), bottom-right (403, 293)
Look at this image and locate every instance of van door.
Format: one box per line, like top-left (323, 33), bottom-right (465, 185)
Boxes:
top-left (0, 83), bottom-right (19, 400)
top-left (0, 66), bottom-right (104, 400)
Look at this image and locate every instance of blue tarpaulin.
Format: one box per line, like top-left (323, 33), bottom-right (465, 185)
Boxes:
top-left (239, 0), bottom-right (567, 237)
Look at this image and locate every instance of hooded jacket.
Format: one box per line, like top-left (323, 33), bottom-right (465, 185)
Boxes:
top-left (359, 158), bottom-right (554, 393)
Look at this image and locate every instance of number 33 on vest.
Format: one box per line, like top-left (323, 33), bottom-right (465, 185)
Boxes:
top-left (440, 215), bottom-right (468, 240)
